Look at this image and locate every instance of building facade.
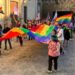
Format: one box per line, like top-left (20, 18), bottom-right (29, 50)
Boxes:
top-left (0, 0), bottom-right (22, 27)
top-left (0, 0), bottom-right (75, 27)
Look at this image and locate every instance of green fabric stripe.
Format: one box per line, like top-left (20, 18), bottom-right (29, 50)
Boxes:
top-left (33, 25), bottom-right (55, 37)
top-left (46, 25), bottom-right (55, 36)
top-left (20, 28), bottom-right (30, 33)
top-left (19, 25), bottom-right (55, 37)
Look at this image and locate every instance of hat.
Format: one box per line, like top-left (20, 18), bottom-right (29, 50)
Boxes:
top-left (51, 35), bottom-right (58, 41)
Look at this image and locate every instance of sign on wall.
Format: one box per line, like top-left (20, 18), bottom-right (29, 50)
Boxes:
top-left (0, 0), bottom-right (5, 25)
top-left (0, 0), bottom-right (5, 13)
top-left (10, 1), bottom-right (18, 15)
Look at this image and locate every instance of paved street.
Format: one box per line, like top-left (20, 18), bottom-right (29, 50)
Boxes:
top-left (0, 35), bottom-right (75, 75)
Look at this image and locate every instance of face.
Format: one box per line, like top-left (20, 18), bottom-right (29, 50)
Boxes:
top-left (28, 22), bottom-right (32, 25)
top-left (52, 30), bottom-right (56, 35)
top-left (58, 25), bottom-right (62, 29)
top-left (54, 22), bottom-right (58, 26)
top-left (63, 24), bottom-right (66, 26)
top-left (47, 21), bottom-right (50, 25)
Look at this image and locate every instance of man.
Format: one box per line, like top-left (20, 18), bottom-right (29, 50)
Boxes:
top-left (28, 21), bottom-right (32, 40)
top-left (3, 26), bottom-right (12, 50)
top-left (0, 24), bottom-right (2, 48)
top-left (57, 24), bottom-right (64, 54)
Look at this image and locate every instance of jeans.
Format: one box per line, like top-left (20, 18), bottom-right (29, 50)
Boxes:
top-left (48, 56), bottom-right (58, 71)
top-left (0, 41), bottom-right (2, 48)
top-left (0, 36), bottom-right (2, 48)
top-left (18, 36), bottom-right (23, 46)
top-left (29, 36), bottom-right (32, 40)
top-left (5, 39), bottom-right (12, 49)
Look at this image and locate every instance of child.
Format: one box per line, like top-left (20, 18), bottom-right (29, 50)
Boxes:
top-left (44, 30), bottom-right (60, 73)
top-left (18, 35), bottom-right (23, 46)
top-left (48, 35), bottom-right (60, 73)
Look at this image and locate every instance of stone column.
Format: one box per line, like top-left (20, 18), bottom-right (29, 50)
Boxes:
top-left (5, 0), bottom-right (10, 18)
top-left (5, 0), bottom-right (10, 27)
top-left (19, 0), bottom-right (28, 24)
top-left (20, 0), bottom-right (24, 24)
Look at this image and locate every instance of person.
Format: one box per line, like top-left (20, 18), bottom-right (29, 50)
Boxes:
top-left (17, 35), bottom-right (23, 46)
top-left (22, 24), bottom-right (27, 29)
top-left (0, 24), bottom-right (2, 55)
top-left (46, 20), bottom-right (51, 26)
top-left (54, 21), bottom-right (59, 31)
top-left (32, 20), bottom-right (37, 29)
top-left (48, 35), bottom-right (60, 73)
top-left (57, 24), bottom-right (64, 54)
top-left (27, 20), bottom-right (32, 40)
top-left (0, 24), bottom-right (2, 30)
top-left (0, 24), bottom-right (2, 48)
top-left (44, 30), bottom-right (60, 73)
top-left (63, 25), bottom-right (70, 47)
top-left (22, 24), bottom-right (28, 40)
top-left (69, 22), bottom-right (73, 39)
top-left (17, 21), bottom-right (21, 27)
top-left (3, 26), bottom-right (12, 50)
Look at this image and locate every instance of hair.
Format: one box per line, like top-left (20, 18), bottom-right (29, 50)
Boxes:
top-left (52, 36), bottom-right (58, 42)
top-left (51, 30), bottom-right (58, 42)
top-left (53, 39), bottom-right (59, 42)
top-left (53, 29), bottom-right (57, 35)
top-left (58, 24), bottom-right (63, 27)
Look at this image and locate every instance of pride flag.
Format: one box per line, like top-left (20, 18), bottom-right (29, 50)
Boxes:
top-left (55, 14), bottom-right (72, 24)
top-left (52, 11), bottom-right (57, 22)
top-left (30, 24), bottom-right (55, 42)
top-left (0, 25), bottom-right (55, 43)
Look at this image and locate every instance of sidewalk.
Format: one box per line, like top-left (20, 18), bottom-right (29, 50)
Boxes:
top-left (0, 37), bottom-right (75, 75)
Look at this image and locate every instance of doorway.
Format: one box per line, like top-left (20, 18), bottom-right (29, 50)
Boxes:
top-left (24, 6), bottom-right (27, 23)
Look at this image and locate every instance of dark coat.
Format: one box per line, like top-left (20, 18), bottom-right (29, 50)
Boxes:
top-left (64, 29), bottom-right (70, 40)
top-left (3, 27), bottom-right (10, 33)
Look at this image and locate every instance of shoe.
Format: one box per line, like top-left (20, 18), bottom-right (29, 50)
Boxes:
top-left (54, 70), bottom-right (57, 72)
top-left (61, 51), bottom-right (64, 55)
top-left (0, 47), bottom-right (1, 49)
top-left (70, 38), bottom-right (73, 40)
top-left (47, 70), bottom-right (52, 73)
top-left (10, 47), bottom-right (12, 49)
top-left (4, 48), bottom-right (7, 50)
top-left (0, 51), bottom-right (1, 55)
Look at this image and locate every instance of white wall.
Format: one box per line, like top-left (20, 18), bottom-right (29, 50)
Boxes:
top-left (27, 0), bottom-right (38, 20)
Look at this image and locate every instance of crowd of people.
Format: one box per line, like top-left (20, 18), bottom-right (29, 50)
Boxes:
top-left (0, 19), bottom-right (74, 73)
top-left (41, 20), bottom-right (73, 73)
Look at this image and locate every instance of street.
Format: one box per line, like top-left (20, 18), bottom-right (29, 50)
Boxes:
top-left (0, 36), bottom-right (75, 75)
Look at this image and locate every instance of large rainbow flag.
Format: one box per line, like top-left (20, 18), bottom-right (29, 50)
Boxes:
top-left (0, 24), bottom-right (55, 43)
top-left (55, 14), bottom-right (72, 24)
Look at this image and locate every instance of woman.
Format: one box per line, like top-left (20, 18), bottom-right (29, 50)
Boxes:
top-left (44, 30), bottom-right (60, 73)
top-left (0, 24), bottom-right (2, 49)
top-left (28, 21), bottom-right (32, 40)
top-left (57, 25), bottom-right (64, 54)
top-left (64, 28), bottom-right (70, 47)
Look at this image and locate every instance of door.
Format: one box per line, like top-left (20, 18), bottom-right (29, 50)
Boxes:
top-left (24, 6), bottom-right (27, 22)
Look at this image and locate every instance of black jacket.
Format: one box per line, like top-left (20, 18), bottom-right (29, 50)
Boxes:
top-left (64, 29), bottom-right (70, 40)
top-left (3, 27), bottom-right (10, 33)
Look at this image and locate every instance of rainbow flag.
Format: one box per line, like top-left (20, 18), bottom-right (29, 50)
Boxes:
top-left (30, 24), bottom-right (55, 42)
top-left (0, 25), bottom-right (55, 43)
top-left (55, 14), bottom-right (72, 24)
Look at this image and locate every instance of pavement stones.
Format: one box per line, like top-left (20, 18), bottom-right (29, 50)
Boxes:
top-left (0, 37), bottom-right (75, 75)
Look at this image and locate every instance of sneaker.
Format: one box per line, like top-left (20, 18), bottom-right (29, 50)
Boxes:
top-left (47, 70), bottom-right (52, 73)
top-left (4, 48), bottom-right (7, 50)
top-left (61, 51), bottom-right (64, 55)
top-left (10, 47), bottom-right (12, 49)
top-left (70, 38), bottom-right (73, 40)
top-left (0, 51), bottom-right (1, 55)
top-left (54, 70), bottom-right (57, 72)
